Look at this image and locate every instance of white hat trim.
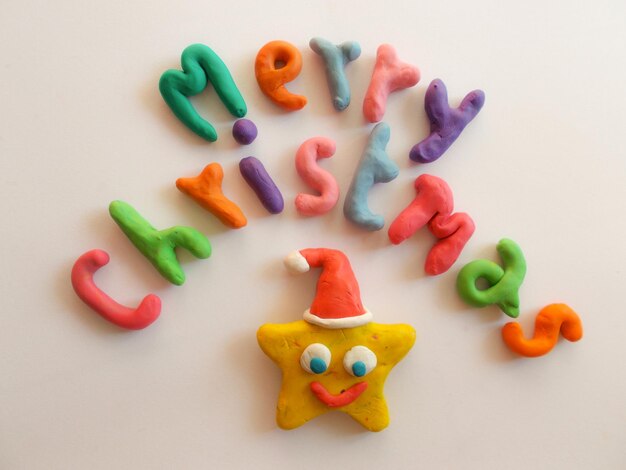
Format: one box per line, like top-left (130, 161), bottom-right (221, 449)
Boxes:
top-left (303, 308), bottom-right (373, 329)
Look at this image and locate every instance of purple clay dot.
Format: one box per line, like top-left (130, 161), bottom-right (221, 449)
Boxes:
top-left (232, 119), bottom-right (258, 145)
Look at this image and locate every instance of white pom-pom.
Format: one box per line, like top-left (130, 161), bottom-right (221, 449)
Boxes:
top-left (284, 251), bottom-right (310, 274)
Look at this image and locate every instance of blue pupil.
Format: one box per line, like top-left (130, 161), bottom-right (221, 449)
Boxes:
top-left (310, 357), bottom-right (327, 374)
top-left (352, 361), bottom-right (367, 377)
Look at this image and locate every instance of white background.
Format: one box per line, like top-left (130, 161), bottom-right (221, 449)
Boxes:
top-left (1, 1), bottom-right (625, 468)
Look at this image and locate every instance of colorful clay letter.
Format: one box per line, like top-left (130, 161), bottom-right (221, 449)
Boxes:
top-left (255, 40), bottom-right (307, 111)
top-left (344, 122), bottom-right (399, 231)
top-left (232, 118), bottom-right (258, 145)
top-left (257, 248), bottom-right (415, 431)
top-left (159, 44), bottom-right (247, 142)
top-left (363, 44), bottom-right (420, 123)
top-left (294, 137), bottom-right (339, 216)
top-left (388, 174), bottom-right (475, 275)
top-left (309, 37), bottom-right (361, 111)
top-left (502, 304), bottom-right (583, 357)
top-left (409, 79), bottom-right (485, 163)
top-left (239, 156), bottom-right (284, 214)
top-left (456, 239), bottom-right (526, 318)
top-left (71, 249), bottom-right (161, 330)
top-left (176, 163), bottom-right (247, 229)
top-left (109, 201), bottom-right (212, 286)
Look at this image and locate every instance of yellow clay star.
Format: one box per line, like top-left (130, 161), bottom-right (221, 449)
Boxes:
top-left (257, 320), bottom-right (416, 432)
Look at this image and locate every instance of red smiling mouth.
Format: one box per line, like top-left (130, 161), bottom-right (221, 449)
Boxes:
top-left (310, 381), bottom-right (368, 407)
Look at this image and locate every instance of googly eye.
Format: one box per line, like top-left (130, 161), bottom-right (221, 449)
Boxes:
top-left (300, 343), bottom-right (331, 374)
top-left (343, 346), bottom-right (377, 377)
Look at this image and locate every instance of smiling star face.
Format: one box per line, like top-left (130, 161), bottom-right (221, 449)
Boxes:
top-left (257, 320), bottom-right (416, 432)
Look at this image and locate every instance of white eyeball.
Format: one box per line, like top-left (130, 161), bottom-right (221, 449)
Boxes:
top-left (300, 343), bottom-right (331, 374)
top-left (343, 346), bottom-right (377, 377)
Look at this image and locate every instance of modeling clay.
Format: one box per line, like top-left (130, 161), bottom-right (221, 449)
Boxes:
top-left (239, 156), bottom-right (284, 214)
top-left (309, 37), bottom-right (361, 111)
top-left (257, 248), bottom-right (415, 431)
top-left (159, 44), bottom-right (247, 142)
top-left (294, 137), bottom-right (339, 216)
top-left (255, 40), bottom-right (307, 111)
top-left (232, 118), bottom-right (258, 145)
top-left (410, 79), bottom-right (485, 163)
top-left (363, 44), bottom-right (420, 123)
top-left (502, 304), bottom-right (583, 357)
top-left (176, 163), bottom-right (247, 228)
top-left (344, 122), bottom-right (398, 231)
top-left (109, 200), bottom-right (211, 285)
top-left (71, 249), bottom-right (161, 330)
top-left (456, 239), bottom-right (526, 318)
top-left (388, 174), bottom-right (475, 275)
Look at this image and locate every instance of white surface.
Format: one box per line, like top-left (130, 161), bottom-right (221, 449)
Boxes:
top-left (1, 1), bottom-right (625, 469)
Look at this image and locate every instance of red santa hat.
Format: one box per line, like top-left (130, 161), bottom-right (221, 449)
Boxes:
top-left (284, 248), bottom-right (372, 328)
